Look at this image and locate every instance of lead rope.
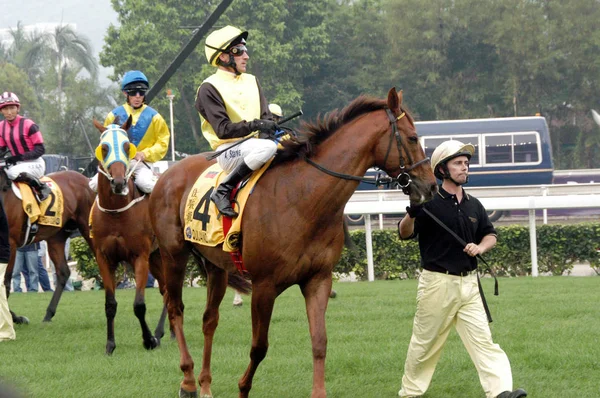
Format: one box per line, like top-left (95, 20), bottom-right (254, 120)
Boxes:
top-left (422, 207), bottom-right (498, 323)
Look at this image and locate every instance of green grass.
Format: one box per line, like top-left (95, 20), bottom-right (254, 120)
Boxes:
top-left (1, 277), bottom-right (598, 397)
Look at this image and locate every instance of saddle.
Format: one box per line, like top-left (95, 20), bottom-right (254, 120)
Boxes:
top-left (183, 161), bottom-right (272, 252)
top-left (12, 177), bottom-right (64, 243)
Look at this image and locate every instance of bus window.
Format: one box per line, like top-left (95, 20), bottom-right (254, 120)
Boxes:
top-left (485, 134), bottom-right (512, 164)
top-left (513, 133), bottom-right (540, 163)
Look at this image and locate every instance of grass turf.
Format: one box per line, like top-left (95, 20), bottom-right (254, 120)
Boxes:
top-left (1, 277), bottom-right (598, 397)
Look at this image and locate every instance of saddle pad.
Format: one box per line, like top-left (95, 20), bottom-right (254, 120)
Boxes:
top-left (17, 177), bottom-right (64, 227)
top-left (183, 161), bottom-right (271, 252)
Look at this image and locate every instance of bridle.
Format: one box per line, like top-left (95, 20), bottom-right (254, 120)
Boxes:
top-left (304, 107), bottom-right (430, 190)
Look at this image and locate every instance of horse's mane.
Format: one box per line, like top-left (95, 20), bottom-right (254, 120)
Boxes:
top-left (273, 95), bottom-right (388, 166)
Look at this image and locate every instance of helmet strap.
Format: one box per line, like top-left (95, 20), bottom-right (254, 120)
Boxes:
top-left (441, 163), bottom-right (469, 186)
top-left (225, 53), bottom-right (241, 75)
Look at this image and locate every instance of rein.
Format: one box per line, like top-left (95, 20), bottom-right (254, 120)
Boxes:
top-left (304, 108), bottom-right (430, 189)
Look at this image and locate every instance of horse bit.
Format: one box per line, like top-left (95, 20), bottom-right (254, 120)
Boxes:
top-left (304, 108), bottom-right (430, 192)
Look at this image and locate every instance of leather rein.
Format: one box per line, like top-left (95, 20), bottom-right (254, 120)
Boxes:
top-left (304, 108), bottom-right (430, 189)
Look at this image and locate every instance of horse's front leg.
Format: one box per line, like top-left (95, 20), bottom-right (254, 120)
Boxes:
top-left (197, 264), bottom-right (228, 398)
top-left (96, 253), bottom-right (118, 355)
top-left (300, 273), bottom-right (332, 398)
top-left (132, 256), bottom-right (158, 350)
top-left (238, 281), bottom-right (277, 398)
top-left (43, 236), bottom-right (68, 322)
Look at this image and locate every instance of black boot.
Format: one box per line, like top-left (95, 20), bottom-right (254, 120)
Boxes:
top-left (497, 389), bottom-right (527, 398)
top-left (211, 163), bottom-right (253, 217)
top-left (15, 172), bottom-right (51, 201)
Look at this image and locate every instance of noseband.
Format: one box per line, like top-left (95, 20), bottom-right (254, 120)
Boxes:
top-left (304, 107), bottom-right (430, 189)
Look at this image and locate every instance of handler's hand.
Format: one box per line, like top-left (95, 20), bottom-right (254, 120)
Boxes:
top-left (134, 152), bottom-right (146, 162)
top-left (463, 243), bottom-right (482, 257)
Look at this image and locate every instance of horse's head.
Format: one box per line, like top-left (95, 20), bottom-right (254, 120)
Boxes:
top-left (374, 87), bottom-right (437, 203)
top-left (92, 116), bottom-right (136, 195)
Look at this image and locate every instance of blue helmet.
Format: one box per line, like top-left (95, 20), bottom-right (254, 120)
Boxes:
top-left (121, 70), bottom-right (150, 90)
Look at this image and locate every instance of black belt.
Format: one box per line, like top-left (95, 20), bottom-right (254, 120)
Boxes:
top-left (444, 269), bottom-right (477, 277)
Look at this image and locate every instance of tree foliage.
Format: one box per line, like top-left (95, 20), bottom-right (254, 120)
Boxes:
top-left (3, 1), bottom-right (600, 167)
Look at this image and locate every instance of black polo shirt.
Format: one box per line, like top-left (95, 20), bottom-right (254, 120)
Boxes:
top-left (413, 185), bottom-right (496, 275)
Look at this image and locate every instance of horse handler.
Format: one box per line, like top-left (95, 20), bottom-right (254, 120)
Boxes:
top-left (196, 25), bottom-right (278, 218)
top-left (396, 140), bottom-right (526, 398)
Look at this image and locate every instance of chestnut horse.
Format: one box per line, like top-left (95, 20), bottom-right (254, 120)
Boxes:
top-left (90, 117), bottom-right (166, 354)
top-left (0, 164), bottom-right (95, 323)
top-left (149, 88), bottom-right (437, 397)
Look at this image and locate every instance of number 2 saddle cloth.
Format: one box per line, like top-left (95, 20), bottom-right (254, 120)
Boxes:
top-left (13, 176), bottom-right (64, 227)
top-left (183, 161), bottom-right (271, 253)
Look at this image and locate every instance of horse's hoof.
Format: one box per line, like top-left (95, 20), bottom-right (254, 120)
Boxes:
top-left (42, 316), bottom-right (52, 323)
top-left (200, 395), bottom-right (213, 398)
top-left (179, 387), bottom-right (198, 398)
top-left (106, 342), bottom-right (116, 355)
top-left (143, 336), bottom-right (159, 350)
top-left (15, 316), bottom-right (29, 325)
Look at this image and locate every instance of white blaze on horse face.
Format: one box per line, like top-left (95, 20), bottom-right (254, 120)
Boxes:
top-left (96, 126), bottom-right (132, 170)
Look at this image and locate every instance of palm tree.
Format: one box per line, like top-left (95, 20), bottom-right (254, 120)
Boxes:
top-left (47, 24), bottom-right (98, 95)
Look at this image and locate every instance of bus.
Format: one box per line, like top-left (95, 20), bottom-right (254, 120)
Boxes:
top-left (418, 116), bottom-right (554, 187)
top-left (348, 116), bottom-right (555, 223)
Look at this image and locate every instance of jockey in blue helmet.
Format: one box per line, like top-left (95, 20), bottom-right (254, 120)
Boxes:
top-left (89, 70), bottom-right (170, 194)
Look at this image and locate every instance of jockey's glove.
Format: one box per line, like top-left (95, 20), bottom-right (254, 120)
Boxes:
top-left (406, 202), bottom-right (424, 218)
top-left (5, 154), bottom-right (22, 166)
top-left (249, 119), bottom-right (279, 139)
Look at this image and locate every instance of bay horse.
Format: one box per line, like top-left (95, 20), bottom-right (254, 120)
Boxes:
top-left (0, 163), bottom-right (95, 323)
top-left (90, 117), bottom-right (166, 354)
top-left (149, 88), bottom-right (438, 397)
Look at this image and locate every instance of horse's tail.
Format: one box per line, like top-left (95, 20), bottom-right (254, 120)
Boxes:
top-left (227, 272), bottom-right (252, 295)
top-left (190, 248), bottom-right (252, 295)
top-left (343, 219), bottom-right (358, 253)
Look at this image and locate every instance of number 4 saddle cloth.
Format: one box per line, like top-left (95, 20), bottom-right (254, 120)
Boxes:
top-left (14, 176), bottom-right (64, 227)
top-left (183, 161), bottom-right (271, 252)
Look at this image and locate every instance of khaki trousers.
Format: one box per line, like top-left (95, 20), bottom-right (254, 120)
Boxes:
top-left (399, 270), bottom-right (512, 398)
top-left (0, 262), bottom-right (16, 341)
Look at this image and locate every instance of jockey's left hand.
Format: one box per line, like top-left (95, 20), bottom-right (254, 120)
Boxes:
top-left (134, 152), bottom-right (146, 162)
top-left (5, 155), bottom-right (22, 166)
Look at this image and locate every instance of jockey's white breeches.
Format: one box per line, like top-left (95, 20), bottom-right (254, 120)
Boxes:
top-left (88, 161), bottom-right (158, 194)
top-left (215, 138), bottom-right (277, 172)
top-left (6, 158), bottom-right (46, 180)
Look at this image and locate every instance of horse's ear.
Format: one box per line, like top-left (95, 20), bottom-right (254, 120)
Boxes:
top-left (93, 119), bottom-right (106, 134)
top-left (121, 115), bottom-right (133, 132)
top-left (387, 87), bottom-right (401, 114)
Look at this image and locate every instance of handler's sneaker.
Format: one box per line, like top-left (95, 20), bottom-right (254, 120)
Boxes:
top-left (497, 389), bottom-right (527, 398)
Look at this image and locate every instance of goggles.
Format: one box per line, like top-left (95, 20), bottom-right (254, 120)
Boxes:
top-left (125, 88), bottom-right (148, 97)
top-left (229, 44), bottom-right (248, 57)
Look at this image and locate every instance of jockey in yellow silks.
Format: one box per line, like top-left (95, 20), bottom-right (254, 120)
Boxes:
top-left (195, 25), bottom-right (278, 218)
top-left (89, 70), bottom-right (170, 193)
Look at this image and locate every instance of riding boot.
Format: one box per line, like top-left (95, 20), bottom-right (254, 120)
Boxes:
top-left (211, 162), bottom-right (254, 218)
top-left (14, 172), bottom-right (51, 201)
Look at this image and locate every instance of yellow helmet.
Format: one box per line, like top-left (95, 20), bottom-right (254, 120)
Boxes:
top-left (430, 140), bottom-right (475, 179)
top-left (268, 103), bottom-right (283, 118)
top-left (205, 25), bottom-right (248, 66)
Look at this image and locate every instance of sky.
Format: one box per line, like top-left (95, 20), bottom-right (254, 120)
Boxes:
top-left (0, 0), bottom-right (119, 86)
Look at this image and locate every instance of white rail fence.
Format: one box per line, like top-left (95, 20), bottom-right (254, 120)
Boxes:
top-left (344, 183), bottom-right (600, 281)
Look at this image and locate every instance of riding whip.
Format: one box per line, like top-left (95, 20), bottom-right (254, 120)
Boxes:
top-left (205, 110), bottom-right (303, 161)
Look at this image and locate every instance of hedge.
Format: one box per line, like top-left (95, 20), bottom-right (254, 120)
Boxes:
top-left (70, 223), bottom-right (600, 284)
